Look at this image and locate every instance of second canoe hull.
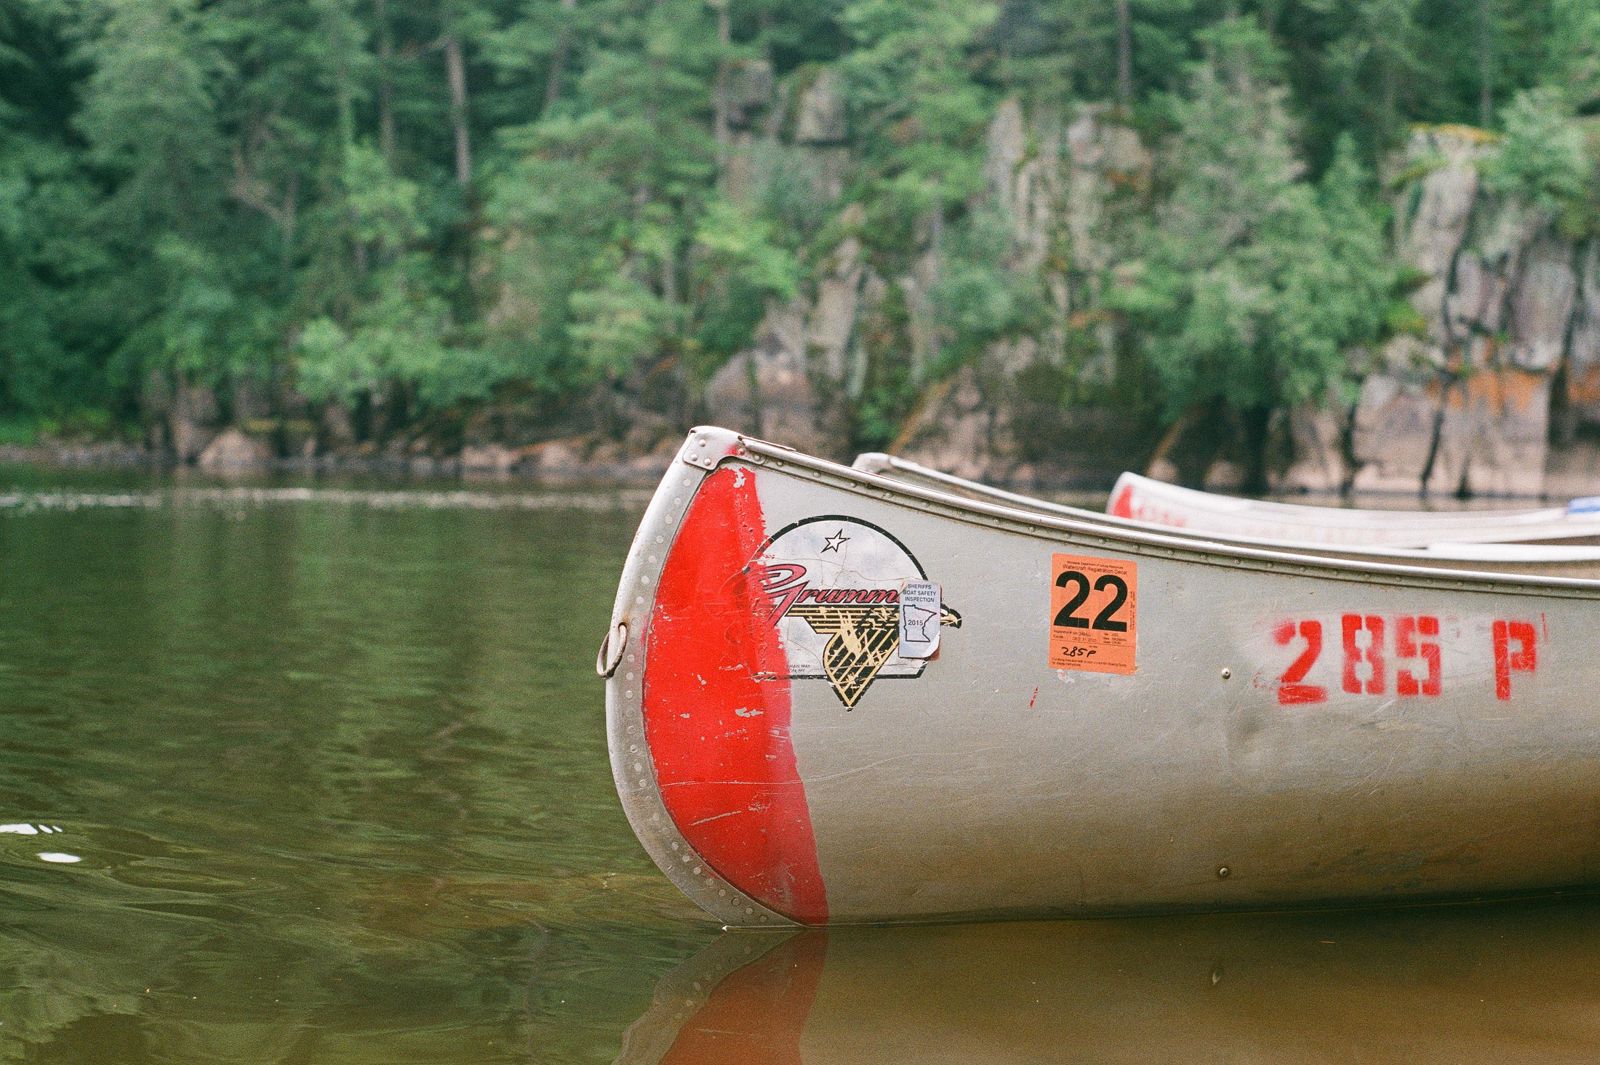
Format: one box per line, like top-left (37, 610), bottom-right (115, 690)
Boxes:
top-left (1108, 470), bottom-right (1600, 547)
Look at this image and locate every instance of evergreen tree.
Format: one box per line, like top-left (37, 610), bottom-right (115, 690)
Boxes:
top-left (0, 1), bottom-right (101, 422)
top-left (1114, 21), bottom-right (1393, 488)
top-left (1546, 0), bottom-right (1600, 112)
top-left (0, 0), bottom-right (1595, 457)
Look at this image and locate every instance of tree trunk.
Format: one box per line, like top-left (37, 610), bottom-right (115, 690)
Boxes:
top-left (443, 33), bottom-right (472, 186)
top-left (1114, 0), bottom-right (1133, 110)
top-left (376, 0), bottom-right (397, 161)
top-left (1240, 404), bottom-right (1272, 496)
top-left (543, 0), bottom-right (578, 110)
top-left (1381, 55), bottom-right (1397, 133)
top-left (712, 0), bottom-right (732, 170)
top-left (1477, 0), bottom-right (1494, 126)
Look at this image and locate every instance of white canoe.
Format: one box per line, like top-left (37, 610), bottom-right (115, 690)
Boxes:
top-left (1107, 470), bottom-right (1600, 547)
top-left (603, 428), bottom-right (1600, 926)
top-left (853, 452), bottom-right (1600, 579)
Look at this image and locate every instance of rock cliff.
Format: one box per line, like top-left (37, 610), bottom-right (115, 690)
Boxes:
top-left (1331, 127), bottom-right (1600, 497)
top-left (705, 90), bottom-right (1153, 486)
top-left (708, 89), bottom-right (1599, 496)
top-left (126, 76), bottom-right (1595, 496)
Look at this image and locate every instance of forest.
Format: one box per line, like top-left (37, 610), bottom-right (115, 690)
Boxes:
top-left (1, 0), bottom-right (1597, 480)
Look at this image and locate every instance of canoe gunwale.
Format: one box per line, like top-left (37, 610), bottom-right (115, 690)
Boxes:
top-left (750, 439), bottom-right (1600, 597)
top-left (1111, 469), bottom-right (1600, 540)
top-left (855, 452), bottom-right (1600, 564)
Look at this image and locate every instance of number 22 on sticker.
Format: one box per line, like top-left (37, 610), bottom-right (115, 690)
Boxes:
top-left (1049, 554), bottom-right (1137, 675)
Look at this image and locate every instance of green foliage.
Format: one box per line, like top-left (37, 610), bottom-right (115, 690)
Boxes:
top-left (852, 360), bottom-right (917, 449)
top-left (694, 199), bottom-right (801, 302)
top-left (842, 0), bottom-right (997, 213)
top-left (343, 144), bottom-right (426, 251)
top-left (0, 0), bottom-right (1597, 447)
top-left (567, 270), bottom-right (684, 378)
top-left (1114, 28), bottom-right (1394, 426)
top-left (1483, 86), bottom-right (1593, 220)
top-left (1546, 0), bottom-right (1600, 110)
top-left (928, 208), bottom-right (1044, 366)
top-left (298, 255), bottom-right (497, 407)
top-left (0, 415), bottom-right (43, 446)
top-left (689, 196), bottom-right (802, 378)
top-left (990, 0), bottom-right (1200, 106)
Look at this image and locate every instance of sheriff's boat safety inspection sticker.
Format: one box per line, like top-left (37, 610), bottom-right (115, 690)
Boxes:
top-left (898, 579), bottom-right (942, 659)
top-left (1048, 553), bottom-right (1137, 675)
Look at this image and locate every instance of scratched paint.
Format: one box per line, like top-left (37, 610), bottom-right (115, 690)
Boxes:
top-left (642, 466), bottom-right (829, 923)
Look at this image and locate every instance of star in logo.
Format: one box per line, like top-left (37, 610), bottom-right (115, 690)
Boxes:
top-left (821, 530), bottom-right (850, 553)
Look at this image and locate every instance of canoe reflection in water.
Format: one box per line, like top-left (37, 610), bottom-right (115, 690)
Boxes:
top-left (617, 898), bottom-right (1600, 1064)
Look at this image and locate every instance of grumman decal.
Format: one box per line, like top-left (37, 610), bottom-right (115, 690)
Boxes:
top-left (748, 516), bottom-right (960, 708)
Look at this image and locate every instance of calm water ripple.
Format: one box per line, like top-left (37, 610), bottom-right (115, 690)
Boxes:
top-left (2, 464), bottom-right (1599, 1063)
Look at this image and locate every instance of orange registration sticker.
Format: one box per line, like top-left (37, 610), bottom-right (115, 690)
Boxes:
top-left (1049, 553), bottom-right (1137, 675)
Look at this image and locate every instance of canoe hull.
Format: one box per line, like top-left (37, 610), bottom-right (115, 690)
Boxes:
top-left (607, 429), bottom-right (1600, 926)
top-left (854, 451), bottom-right (1600, 578)
top-left (1110, 471), bottom-right (1600, 547)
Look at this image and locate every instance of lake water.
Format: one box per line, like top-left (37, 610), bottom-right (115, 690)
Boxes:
top-left (3, 465), bottom-right (1599, 1063)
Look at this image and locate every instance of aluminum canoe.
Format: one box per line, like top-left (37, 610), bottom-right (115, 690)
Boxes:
top-left (1107, 470), bottom-right (1600, 547)
top-left (603, 427), bottom-right (1600, 926)
top-left (853, 452), bottom-right (1600, 579)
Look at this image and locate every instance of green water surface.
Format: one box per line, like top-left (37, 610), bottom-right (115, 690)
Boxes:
top-left (0, 469), bottom-right (711, 1063)
top-left (4, 466), bottom-right (1600, 1064)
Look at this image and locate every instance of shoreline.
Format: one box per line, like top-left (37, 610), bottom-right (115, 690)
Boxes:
top-left (0, 437), bottom-right (676, 487)
top-left (2, 437), bottom-right (1586, 503)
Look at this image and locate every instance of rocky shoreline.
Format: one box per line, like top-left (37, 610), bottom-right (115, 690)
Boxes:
top-left (0, 432), bottom-right (681, 485)
top-left (28, 109), bottom-right (1600, 501)
top-left (5, 429), bottom-right (1589, 500)
top-left (684, 105), bottom-right (1600, 500)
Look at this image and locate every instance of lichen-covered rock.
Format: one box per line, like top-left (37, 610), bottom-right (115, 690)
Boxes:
top-left (169, 382), bottom-right (219, 463)
top-left (725, 59), bottom-right (774, 130)
top-left (1508, 236), bottom-right (1578, 372)
top-left (318, 402), bottom-right (356, 451)
top-left (794, 68), bottom-right (846, 145)
top-left (1203, 460), bottom-right (1245, 492)
top-left (1543, 440), bottom-right (1600, 499)
top-left (704, 302), bottom-right (836, 453)
top-left (1562, 243), bottom-right (1600, 433)
top-left (807, 206), bottom-right (867, 382)
top-left (197, 428), bottom-right (272, 471)
top-left (895, 369), bottom-right (998, 481)
top-left (1344, 126), bottom-right (1599, 496)
top-left (1065, 105), bottom-right (1150, 275)
top-left (1431, 371), bottom-right (1550, 495)
top-left (1349, 370), bottom-right (1440, 493)
top-left (459, 443), bottom-right (517, 473)
top-left (1276, 405), bottom-right (1349, 494)
top-left (1396, 127), bottom-right (1485, 320)
top-left (530, 437), bottom-right (587, 472)
top-left (231, 378), bottom-right (273, 423)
